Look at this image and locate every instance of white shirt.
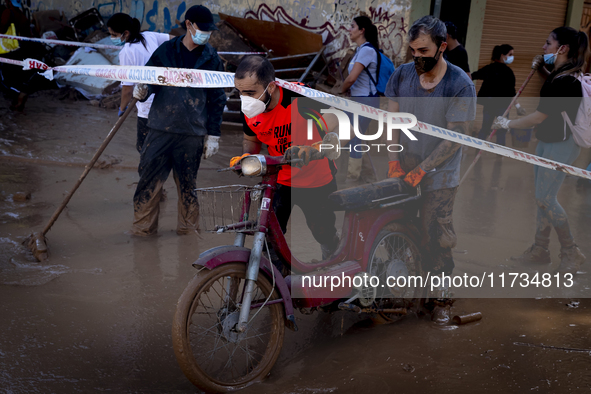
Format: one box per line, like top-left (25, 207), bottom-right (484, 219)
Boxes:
top-left (119, 32), bottom-right (170, 118)
top-left (348, 43), bottom-right (378, 96)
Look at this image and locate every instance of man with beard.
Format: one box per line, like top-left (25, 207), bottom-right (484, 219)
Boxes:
top-left (231, 56), bottom-right (340, 262)
top-left (385, 15), bottom-right (476, 323)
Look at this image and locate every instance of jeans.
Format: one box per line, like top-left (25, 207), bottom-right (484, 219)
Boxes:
top-left (533, 137), bottom-right (581, 249)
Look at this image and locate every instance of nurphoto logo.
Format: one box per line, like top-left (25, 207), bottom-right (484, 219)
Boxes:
top-left (306, 108), bottom-right (418, 153)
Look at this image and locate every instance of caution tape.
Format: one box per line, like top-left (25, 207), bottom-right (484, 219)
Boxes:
top-left (275, 80), bottom-right (591, 181)
top-left (3, 57), bottom-right (589, 180)
top-left (0, 34), bottom-right (266, 55)
top-left (218, 52), bottom-right (266, 55)
top-left (0, 57), bottom-right (236, 88)
top-left (0, 58), bottom-right (24, 67)
top-left (0, 34), bottom-right (121, 50)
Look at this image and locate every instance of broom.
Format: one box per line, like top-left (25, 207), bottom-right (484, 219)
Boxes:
top-left (24, 99), bottom-right (138, 261)
top-left (459, 66), bottom-right (538, 186)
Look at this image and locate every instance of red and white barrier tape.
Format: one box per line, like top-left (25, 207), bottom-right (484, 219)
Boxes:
top-left (218, 52), bottom-right (266, 55)
top-left (275, 80), bottom-right (591, 181)
top-left (0, 34), bottom-right (121, 50)
top-left (0, 57), bottom-right (235, 88)
top-left (0, 34), bottom-right (266, 55)
top-left (2, 57), bottom-right (589, 180)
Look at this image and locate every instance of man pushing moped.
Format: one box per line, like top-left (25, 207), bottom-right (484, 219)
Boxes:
top-left (384, 15), bottom-right (476, 323)
top-left (170, 17), bottom-right (476, 392)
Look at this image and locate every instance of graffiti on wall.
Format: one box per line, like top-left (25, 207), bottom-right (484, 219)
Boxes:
top-left (145, 0), bottom-right (186, 31)
top-left (24, 0), bottom-right (409, 67)
top-left (243, 1), bottom-right (408, 65)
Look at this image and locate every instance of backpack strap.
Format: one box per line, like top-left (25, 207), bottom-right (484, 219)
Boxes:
top-left (361, 43), bottom-right (380, 95)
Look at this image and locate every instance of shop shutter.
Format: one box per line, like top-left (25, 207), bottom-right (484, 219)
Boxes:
top-left (473, 0), bottom-right (568, 132)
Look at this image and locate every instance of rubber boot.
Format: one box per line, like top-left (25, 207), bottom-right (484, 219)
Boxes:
top-left (556, 245), bottom-right (586, 274)
top-left (510, 244), bottom-right (551, 264)
top-left (429, 284), bottom-right (454, 325)
top-left (432, 304), bottom-right (452, 325)
top-left (347, 157), bottom-right (362, 181)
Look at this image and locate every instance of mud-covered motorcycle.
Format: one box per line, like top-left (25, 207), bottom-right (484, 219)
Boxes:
top-left (172, 134), bottom-right (424, 393)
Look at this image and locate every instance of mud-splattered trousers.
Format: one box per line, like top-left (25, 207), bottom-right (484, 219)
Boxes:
top-left (407, 187), bottom-right (458, 276)
top-left (533, 137), bottom-right (581, 249)
top-left (136, 117), bottom-right (149, 153)
top-left (273, 178), bottom-right (339, 252)
top-left (132, 129), bottom-right (204, 235)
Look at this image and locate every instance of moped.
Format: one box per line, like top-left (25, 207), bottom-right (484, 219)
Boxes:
top-left (172, 134), bottom-right (424, 393)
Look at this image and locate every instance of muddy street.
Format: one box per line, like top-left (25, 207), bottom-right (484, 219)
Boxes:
top-left (1, 93), bottom-right (591, 393)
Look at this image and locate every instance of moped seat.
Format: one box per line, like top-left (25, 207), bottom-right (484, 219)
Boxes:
top-left (328, 177), bottom-right (410, 211)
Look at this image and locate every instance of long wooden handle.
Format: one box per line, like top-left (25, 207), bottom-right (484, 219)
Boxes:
top-left (459, 68), bottom-right (537, 186)
top-left (41, 98), bottom-right (138, 235)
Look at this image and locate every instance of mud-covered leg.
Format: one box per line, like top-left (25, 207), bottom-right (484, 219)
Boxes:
top-left (172, 135), bottom-right (204, 235)
top-left (419, 187), bottom-right (458, 324)
top-left (132, 129), bottom-right (174, 236)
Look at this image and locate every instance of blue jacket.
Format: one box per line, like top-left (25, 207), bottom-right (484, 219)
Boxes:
top-left (144, 36), bottom-right (226, 137)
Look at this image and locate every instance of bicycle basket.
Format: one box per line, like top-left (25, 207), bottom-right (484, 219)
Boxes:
top-left (195, 184), bottom-right (264, 233)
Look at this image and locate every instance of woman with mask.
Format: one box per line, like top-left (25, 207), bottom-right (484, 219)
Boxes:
top-left (340, 16), bottom-right (380, 181)
top-left (492, 27), bottom-right (587, 273)
top-left (107, 13), bottom-right (171, 152)
top-left (472, 44), bottom-right (524, 146)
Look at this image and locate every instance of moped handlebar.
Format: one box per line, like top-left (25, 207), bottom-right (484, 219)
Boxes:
top-left (217, 157), bottom-right (303, 173)
top-left (218, 132), bottom-right (341, 175)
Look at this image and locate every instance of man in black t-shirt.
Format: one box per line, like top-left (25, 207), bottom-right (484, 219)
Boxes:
top-left (443, 22), bottom-right (470, 76)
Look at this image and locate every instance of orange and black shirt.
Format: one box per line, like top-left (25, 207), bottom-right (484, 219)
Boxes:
top-left (242, 86), bottom-right (335, 188)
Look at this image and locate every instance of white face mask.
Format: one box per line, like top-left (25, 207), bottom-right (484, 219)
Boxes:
top-left (240, 84), bottom-right (271, 118)
top-left (504, 55), bottom-right (514, 64)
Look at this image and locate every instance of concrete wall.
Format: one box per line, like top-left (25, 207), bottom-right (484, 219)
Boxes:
top-left (566, 0), bottom-right (585, 29)
top-left (31, 0), bottom-right (412, 65)
top-left (464, 0), bottom-right (486, 73)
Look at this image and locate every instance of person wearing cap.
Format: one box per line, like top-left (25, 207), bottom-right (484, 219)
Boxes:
top-left (130, 5), bottom-right (226, 236)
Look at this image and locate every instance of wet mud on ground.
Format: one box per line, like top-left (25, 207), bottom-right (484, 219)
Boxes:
top-left (2, 93), bottom-right (591, 393)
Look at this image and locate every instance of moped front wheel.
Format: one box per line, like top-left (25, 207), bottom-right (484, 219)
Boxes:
top-left (172, 263), bottom-right (285, 393)
top-left (367, 223), bottom-right (422, 323)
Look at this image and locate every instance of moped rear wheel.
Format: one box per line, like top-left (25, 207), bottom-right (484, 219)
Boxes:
top-left (367, 223), bottom-right (422, 323)
top-left (172, 263), bottom-right (285, 393)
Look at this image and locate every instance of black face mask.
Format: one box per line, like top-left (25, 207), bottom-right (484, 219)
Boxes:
top-left (413, 47), bottom-right (441, 76)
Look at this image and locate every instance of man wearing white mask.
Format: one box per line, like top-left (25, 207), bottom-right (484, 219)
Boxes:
top-left (232, 56), bottom-right (340, 260)
top-left (131, 5), bottom-right (226, 236)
